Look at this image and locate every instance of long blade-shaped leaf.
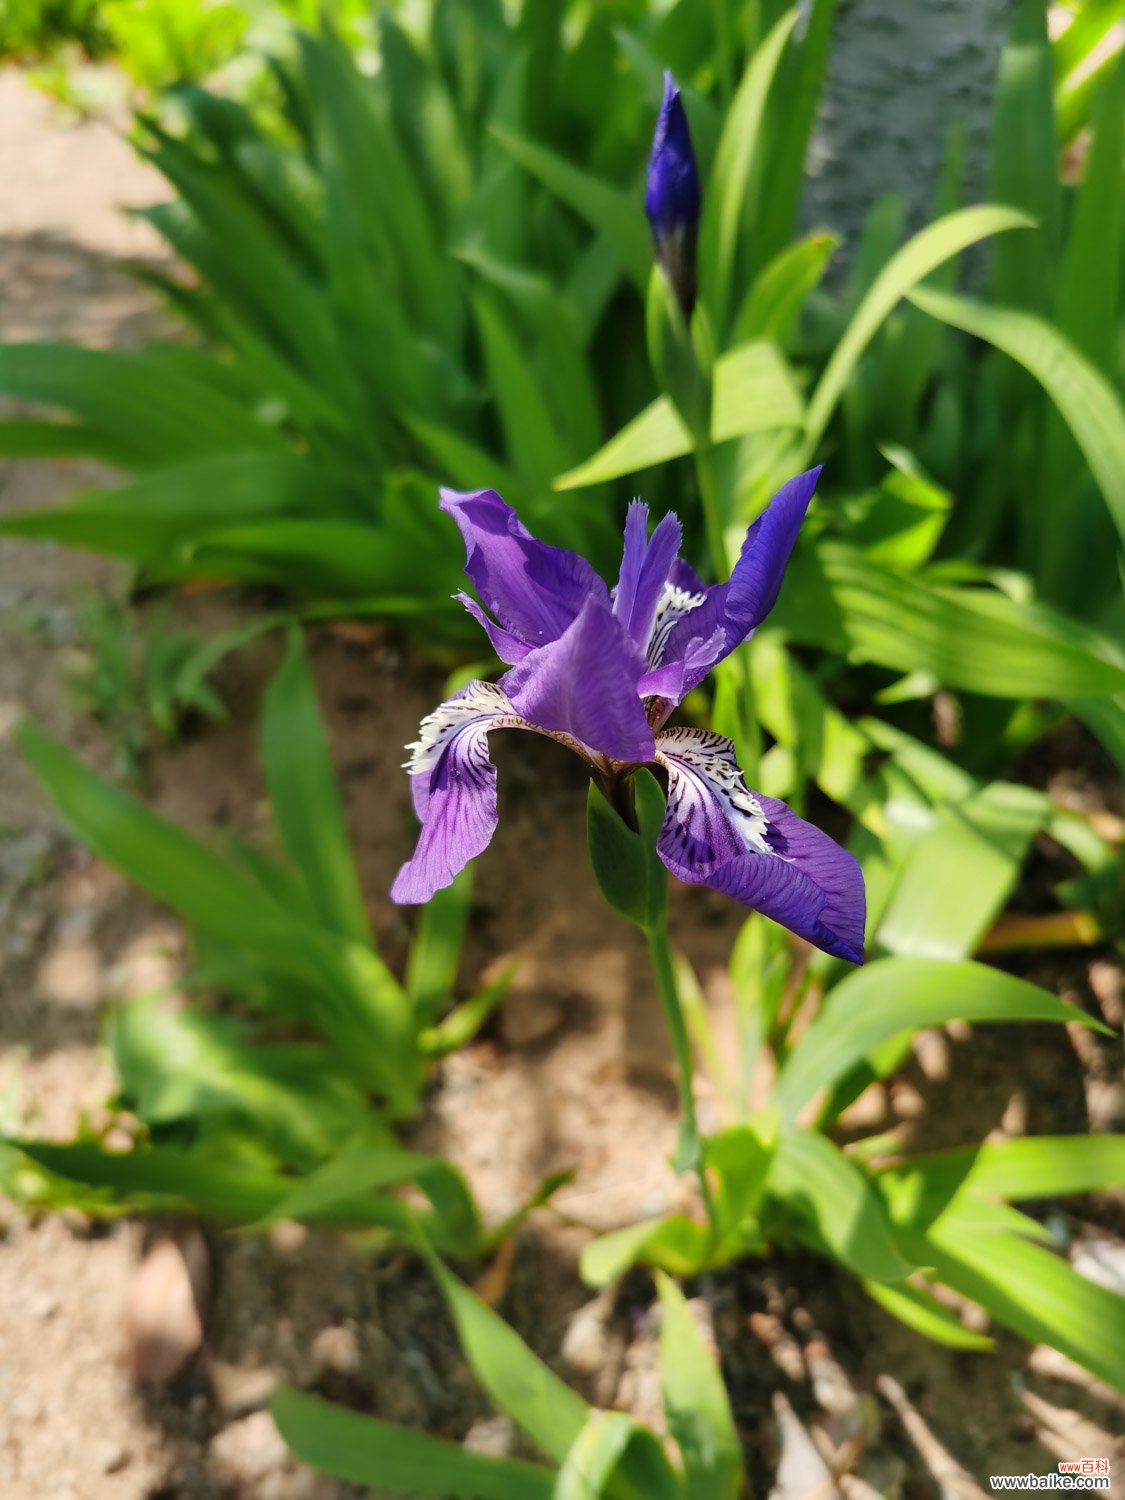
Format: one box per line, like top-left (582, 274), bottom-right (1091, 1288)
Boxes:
top-left (656, 1273), bottom-right (743, 1500)
top-left (263, 630), bottom-right (371, 946)
top-left (883, 1135), bottom-right (1125, 1207)
top-left (555, 1412), bottom-right (680, 1500)
top-left (800, 206), bottom-right (1033, 460)
top-left (488, 125), bottom-right (650, 291)
top-left (18, 719), bottom-right (280, 942)
top-left (900, 1214), bottom-right (1125, 1392)
top-left (863, 1279), bottom-right (995, 1351)
top-left (988, 0), bottom-right (1062, 312)
top-left (756, 0), bottom-right (839, 267)
top-left (272, 1386), bottom-right (556, 1499)
top-left (774, 541), bottom-right (1125, 700)
top-left (554, 341), bottom-right (802, 490)
top-left (909, 285), bottom-right (1125, 551)
top-left (699, 9), bottom-right (799, 334)
top-left (429, 1260), bottom-right (589, 1464)
top-left (769, 1127), bottom-right (913, 1282)
top-left (0, 342), bottom-right (273, 461)
top-left (774, 958), bottom-right (1103, 1119)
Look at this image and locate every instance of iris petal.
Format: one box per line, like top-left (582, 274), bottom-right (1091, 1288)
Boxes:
top-left (391, 681), bottom-right (528, 904)
top-left (441, 487), bottom-right (609, 650)
top-left (614, 502), bottom-right (682, 649)
top-left (656, 467), bottom-right (821, 703)
top-left (655, 727), bottom-right (865, 964)
top-left (501, 594), bottom-right (656, 764)
top-left (454, 592), bottom-right (532, 666)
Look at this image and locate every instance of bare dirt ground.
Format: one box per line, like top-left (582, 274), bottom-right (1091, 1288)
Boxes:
top-left (0, 65), bottom-right (1122, 1500)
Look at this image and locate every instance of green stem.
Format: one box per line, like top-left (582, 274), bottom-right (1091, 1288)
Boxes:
top-left (693, 442), bottom-right (728, 582)
top-left (645, 913), bottom-right (718, 1239)
top-left (711, 0), bottom-right (735, 107)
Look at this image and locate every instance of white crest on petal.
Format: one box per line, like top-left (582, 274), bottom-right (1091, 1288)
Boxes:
top-left (645, 580), bottom-right (705, 668)
top-left (656, 727), bottom-right (774, 857)
top-left (404, 680), bottom-right (525, 775)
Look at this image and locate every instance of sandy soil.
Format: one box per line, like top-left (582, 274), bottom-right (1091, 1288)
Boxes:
top-left (0, 65), bottom-right (1122, 1500)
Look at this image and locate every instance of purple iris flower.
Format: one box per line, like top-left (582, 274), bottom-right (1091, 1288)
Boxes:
top-left (390, 472), bottom-right (866, 965)
top-left (646, 72), bottom-right (701, 319)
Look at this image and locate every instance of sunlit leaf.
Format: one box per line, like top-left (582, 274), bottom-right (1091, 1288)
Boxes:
top-left (773, 958), bottom-right (1103, 1120)
top-left (272, 1385), bottom-right (555, 1498)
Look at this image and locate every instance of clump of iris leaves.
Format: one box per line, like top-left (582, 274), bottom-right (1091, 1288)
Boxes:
top-left (2, 1), bottom-right (1124, 1495)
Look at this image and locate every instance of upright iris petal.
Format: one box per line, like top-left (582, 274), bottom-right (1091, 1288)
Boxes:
top-left (646, 72), bottom-right (701, 318)
top-left (392, 475), bottom-right (866, 966)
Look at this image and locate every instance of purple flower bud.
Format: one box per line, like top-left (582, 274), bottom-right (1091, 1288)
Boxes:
top-left (645, 72), bottom-right (701, 318)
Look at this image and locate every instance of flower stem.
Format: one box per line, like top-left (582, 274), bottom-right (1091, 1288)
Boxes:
top-left (644, 911), bottom-right (718, 1239)
top-left (693, 442), bottom-right (728, 582)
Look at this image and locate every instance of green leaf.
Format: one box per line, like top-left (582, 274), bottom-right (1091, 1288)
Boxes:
top-left (774, 541), bottom-right (1125, 700)
top-left (403, 411), bottom-right (521, 498)
top-left (1054, 47), bottom-right (1124, 380)
top-left (7, 1138), bottom-right (288, 1222)
top-left (474, 292), bottom-right (570, 489)
top-left (585, 772), bottom-right (666, 930)
top-left (18, 719), bottom-right (417, 1107)
top-left (909, 285), bottom-right (1125, 552)
top-left (0, 453), bottom-right (318, 565)
top-left (883, 1135), bottom-right (1125, 1208)
top-left (896, 1210), bottom-right (1125, 1392)
top-left (271, 1385), bottom-right (556, 1499)
top-left (756, 0), bottom-right (839, 266)
top-left (587, 784), bottom-right (650, 928)
top-left (263, 630), bottom-right (372, 946)
top-left (1056, 22), bottom-right (1125, 142)
top-left (800, 206), bottom-right (1033, 461)
top-left (19, 719), bottom-right (281, 943)
top-left (773, 958), bottom-right (1105, 1120)
top-left (420, 967), bottom-right (514, 1058)
top-left (0, 342), bottom-right (274, 462)
top-left (488, 126), bottom-right (650, 292)
top-left (711, 340), bottom-right (805, 443)
top-left (406, 868), bottom-right (472, 1028)
top-left (0, 418), bottom-right (139, 465)
top-left (555, 342), bottom-right (802, 491)
top-left (554, 1412), bottom-right (680, 1500)
top-left (554, 396), bottom-right (692, 491)
top-left (769, 1127), bottom-right (913, 1283)
top-left (429, 1259), bottom-right (589, 1464)
top-left (187, 517), bottom-right (462, 603)
top-left (108, 995), bottom-right (368, 1170)
top-left (731, 231), bottom-right (841, 346)
top-left (706, 1118), bottom-right (777, 1242)
top-left (874, 782), bottom-right (1046, 960)
top-left (862, 1279), bottom-right (995, 1352)
top-left (699, 9), bottom-right (800, 334)
top-left (254, 1130), bottom-right (482, 1254)
top-left (1037, 49), bottom-right (1124, 606)
top-left (656, 1273), bottom-right (743, 1500)
top-left (989, 0), bottom-right (1062, 312)
top-left (580, 1216), bottom-right (713, 1289)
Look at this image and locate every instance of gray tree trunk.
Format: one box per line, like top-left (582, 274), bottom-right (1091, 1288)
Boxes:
top-left (802, 0), bottom-right (1014, 246)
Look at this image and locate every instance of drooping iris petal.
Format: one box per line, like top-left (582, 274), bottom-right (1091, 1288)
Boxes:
top-left (501, 594), bottom-right (656, 764)
top-left (454, 592), bottom-right (533, 666)
top-left (440, 487), bottom-right (608, 649)
top-left (390, 681), bottom-right (529, 904)
top-left (656, 467), bottom-right (821, 702)
top-left (614, 502), bottom-right (682, 648)
top-left (655, 727), bottom-right (865, 964)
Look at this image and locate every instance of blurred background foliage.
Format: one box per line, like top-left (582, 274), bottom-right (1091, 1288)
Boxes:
top-left (1, 0), bottom-right (1124, 1464)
